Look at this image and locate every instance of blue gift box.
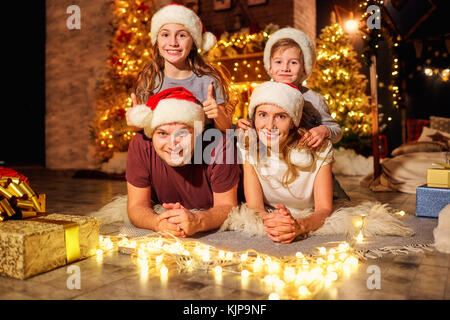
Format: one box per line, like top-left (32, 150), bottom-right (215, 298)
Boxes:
top-left (416, 184), bottom-right (450, 218)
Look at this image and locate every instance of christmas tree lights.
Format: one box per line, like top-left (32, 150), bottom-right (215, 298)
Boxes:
top-left (91, 0), bottom-right (155, 164)
top-left (308, 19), bottom-right (372, 152)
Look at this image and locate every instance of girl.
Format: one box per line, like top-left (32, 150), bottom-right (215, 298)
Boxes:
top-left (238, 27), bottom-right (342, 148)
top-left (236, 81), bottom-right (334, 243)
top-left (128, 3), bottom-right (234, 132)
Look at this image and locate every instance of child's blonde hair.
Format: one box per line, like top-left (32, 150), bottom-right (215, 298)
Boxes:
top-left (270, 38), bottom-right (304, 62)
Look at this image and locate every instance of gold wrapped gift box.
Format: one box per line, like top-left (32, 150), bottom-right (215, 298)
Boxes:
top-left (0, 213), bottom-right (100, 279)
top-left (427, 168), bottom-right (450, 188)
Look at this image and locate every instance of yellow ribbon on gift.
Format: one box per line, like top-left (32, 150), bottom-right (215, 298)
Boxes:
top-left (27, 215), bottom-right (81, 264)
top-left (432, 162), bottom-right (450, 169)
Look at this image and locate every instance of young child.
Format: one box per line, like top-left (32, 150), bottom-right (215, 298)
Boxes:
top-left (127, 3), bottom-right (234, 132)
top-left (237, 27), bottom-right (348, 200)
top-left (237, 27), bottom-right (342, 148)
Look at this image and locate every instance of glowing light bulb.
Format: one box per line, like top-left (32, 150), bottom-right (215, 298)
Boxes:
top-left (268, 261), bottom-right (281, 274)
top-left (214, 266), bottom-right (223, 275)
top-left (326, 272), bottom-right (338, 282)
top-left (298, 286), bottom-right (310, 296)
top-left (356, 230), bottom-right (364, 243)
top-left (344, 19), bottom-right (358, 33)
top-left (284, 267), bottom-right (296, 282)
top-left (354, 218), bottom-right (363, 228)
top-left (274, 278), bottom-right (285, 290)
top-left (424, 68), bottom-right (433, 76)
top-left (396, 210), bottom-right (405, 217)
top-left (268, 292), bottom-right (279, 300)
top-left (241, 270), bottom-right (250, 278)
top-left (160, 265), bottom-right (168, 277)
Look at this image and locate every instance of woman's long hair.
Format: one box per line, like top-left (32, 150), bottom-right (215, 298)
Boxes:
top-left (134, 39), bottom-right (233, 116)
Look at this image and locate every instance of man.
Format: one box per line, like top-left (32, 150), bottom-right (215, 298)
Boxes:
top-left (126, 87), bottom-right (239, 237)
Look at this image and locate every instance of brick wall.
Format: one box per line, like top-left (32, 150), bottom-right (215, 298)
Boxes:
top-left (198, 0), bottom-right (294, 34)
top-left (294, 0), bottom-right (316, 42)
top-left (46, 1), bottom-right (112, 169)
top-left (198, 0), bottom-right (315, 38)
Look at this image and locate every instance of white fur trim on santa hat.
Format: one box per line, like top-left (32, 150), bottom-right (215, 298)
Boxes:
top-left (202, 31), bottom-right (217, 52)
top-left (151, 4), bottom-right (217, 52)
top-left (264, 28), bottom-right (316, 83)
top-left (248, 81), bottom-right (304, 127)
top-left (127, 104), bottom-right (151, 128)
top-left (142, 98), bottom-right (205, 137)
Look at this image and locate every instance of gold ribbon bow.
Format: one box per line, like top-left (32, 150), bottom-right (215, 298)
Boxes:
top-left (0, 177), bottom-right (43, 220)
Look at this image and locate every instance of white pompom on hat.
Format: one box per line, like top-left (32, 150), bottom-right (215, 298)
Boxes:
top-left (127, 87), bottom-right (205, 137)
top-left (264, 27), bottom-right (316, 84)
top-left (151, 3), bottom-right (217, 52)
top-left (248, 81), bottom-right (304, 127)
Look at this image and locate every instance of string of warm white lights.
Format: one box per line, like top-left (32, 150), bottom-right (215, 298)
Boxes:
top-left (97, 235), bottom-right (360, 300)
top-left (96, 207), bottom-right (409, 300)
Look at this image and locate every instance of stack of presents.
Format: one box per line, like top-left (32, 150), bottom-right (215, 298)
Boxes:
top-left (0, 168), bottom-right (100, 279)
top-left (416, 159), bottom-right (450, 218)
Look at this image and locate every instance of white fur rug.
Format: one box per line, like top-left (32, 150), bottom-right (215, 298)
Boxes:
top-left (90, 195), bottom-right (413, 238)
top-left (89, 195), bottom-right (440, 258)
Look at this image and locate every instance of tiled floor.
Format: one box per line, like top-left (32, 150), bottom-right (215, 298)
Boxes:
top-left (1, 167), bottom-right (449, 300)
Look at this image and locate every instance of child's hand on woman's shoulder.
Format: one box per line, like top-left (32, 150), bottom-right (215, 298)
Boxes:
top-left (300, 125), bottom-right (330, 149)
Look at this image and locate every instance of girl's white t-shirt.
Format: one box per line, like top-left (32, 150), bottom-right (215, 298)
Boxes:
top-left (238, 138), bottom-right (334, 212)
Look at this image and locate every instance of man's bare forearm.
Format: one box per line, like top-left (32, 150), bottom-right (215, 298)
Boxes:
top-left (128, 204), bottom-right (159, 231)
top-left (196, 205), bottom-right (235, 232)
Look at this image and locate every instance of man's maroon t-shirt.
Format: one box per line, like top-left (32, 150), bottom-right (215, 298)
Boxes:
top-left (126, 132), bottom-right (240, 210)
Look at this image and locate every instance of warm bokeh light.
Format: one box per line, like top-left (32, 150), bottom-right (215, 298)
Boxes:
top-left (344, 19), bottom-right (359, 33)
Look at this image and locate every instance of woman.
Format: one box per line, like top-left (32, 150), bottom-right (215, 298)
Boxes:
top-left (235, 81), bottom-right (334, 244)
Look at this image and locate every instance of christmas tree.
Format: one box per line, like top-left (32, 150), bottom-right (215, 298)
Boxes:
top-left (91, 0), bottom-right (155, 164)
top-left (307, 16), bottom-right (372, 155)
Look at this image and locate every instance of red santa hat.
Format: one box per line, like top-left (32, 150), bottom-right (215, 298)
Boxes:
top-left (151, 3), bottom-right (217, 52)
top-left (127, 87), bottom-right (205, 137)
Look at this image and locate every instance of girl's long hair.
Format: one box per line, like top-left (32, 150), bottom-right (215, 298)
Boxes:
top-left (134, 39), bottom-right (233, 116)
